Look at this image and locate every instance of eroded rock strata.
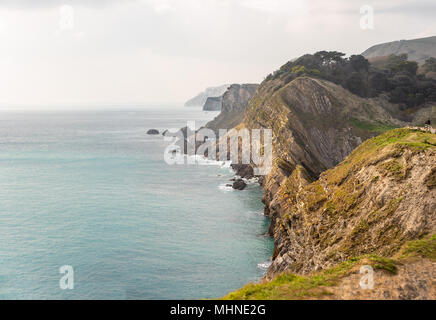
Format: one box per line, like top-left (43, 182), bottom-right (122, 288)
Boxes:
top-left (205, 73), bottom-right (435, 299)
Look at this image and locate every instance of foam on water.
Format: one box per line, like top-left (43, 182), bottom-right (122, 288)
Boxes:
top-left (218, 183), bottom-right (235, 192)
top-left (257, 261), bottom-right (272, 271)
top-left (185, 154), bottom-right (232, 168)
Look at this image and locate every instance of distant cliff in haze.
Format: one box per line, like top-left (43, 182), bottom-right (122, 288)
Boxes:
top-left (184, 85), bottom-right (230, 107)
top-left (362, 36), bottom-right (436, 64)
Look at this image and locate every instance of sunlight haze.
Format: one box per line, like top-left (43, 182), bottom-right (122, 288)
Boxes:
top-left (0, 0), bottom-right (435, 108)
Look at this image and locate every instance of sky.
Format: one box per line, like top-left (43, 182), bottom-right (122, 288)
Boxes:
top-left (0, 0), bottom-right (435, 109)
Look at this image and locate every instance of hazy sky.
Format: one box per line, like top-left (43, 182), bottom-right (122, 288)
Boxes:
top-left (0, 0), bottom-right (435, 108)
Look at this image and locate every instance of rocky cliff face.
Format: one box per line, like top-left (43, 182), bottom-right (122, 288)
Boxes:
top-left (203, 96), bottom-right (223, 111)
top-left (267, 128), bottom-right (435, 276)
top-left (240, 76), bottom-right (434, 272)
top-left (206, 83), bottom-right (259, 132)
top-left (220, 72), bottom-right (435, 299)
top-left (244, 77), bottom-right (403, 178)
top-left (238, 76), bottom-right (403, 258)
top-left (224, 129), bottom-right (435, 300)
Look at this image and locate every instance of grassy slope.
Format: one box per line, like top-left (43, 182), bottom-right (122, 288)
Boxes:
top-left (223, 235), bottom-right (435, 300)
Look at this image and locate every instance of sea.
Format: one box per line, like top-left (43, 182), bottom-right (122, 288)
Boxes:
top-left (0, 107), bottom-right (273, 299)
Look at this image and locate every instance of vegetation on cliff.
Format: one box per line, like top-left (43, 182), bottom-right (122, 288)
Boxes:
top-left (223, 128), bottom-right (435, 300)
top-left (223, 235), bottom-right (435, 300)
top-left (265, 51), bottom-right (436, 110)
top-left (244, 76), bottom-right (404, 179)
top-left (268, 128), bottom-right (435, 274)
top-left (202, 48), bottom-right (435, 300)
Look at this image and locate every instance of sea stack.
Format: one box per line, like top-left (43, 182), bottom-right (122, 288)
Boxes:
top-left (147, 129), bottom-right (160, 135)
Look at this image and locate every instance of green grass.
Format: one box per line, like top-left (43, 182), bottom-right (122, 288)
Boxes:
top-left (222, 255), bottom-right (399, 300)
top-left (368, 255), bottom-right (398, 274)
top-left (324, 128), bottom-right (435, 185)
top-left (380, 159), bottom-right (404, 180)
top-left (400, 234), bottom-right (436, 260)
top-left (222, 235), bottom-right (436, 300)
top-left (222, 258), bottom-right (361, 300)
top-left (351, 119), bottom-right (398, 133)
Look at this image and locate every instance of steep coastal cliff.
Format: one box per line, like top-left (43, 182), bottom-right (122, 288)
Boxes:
top-left (208, 52), bottom-right (436, 299)
top-left (206, 83), bottom-right (259, 132)
top-left (225, 128), bottom-right (435, 299)
top-left (266, 128), bottom-right (435, 275)
top-left (203, 96), bottom-right (223, 111)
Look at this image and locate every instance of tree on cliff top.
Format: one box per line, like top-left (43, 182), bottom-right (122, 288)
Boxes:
top-left (423, 57), bottom-right (436, 73)
top-left (267, 51), bottom-right (436, 109)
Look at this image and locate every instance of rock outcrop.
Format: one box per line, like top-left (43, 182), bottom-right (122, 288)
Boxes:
top-left (147, 129), bottom-right (159, 135)
top-left (184, 85), bottom-right (229, 107)
top-left (203, 96), bottom-right (223, 111)
top-left (244, 76), bottom-right (403, 177)
top-left (176, 83), bottom-right (259, 158)
top-left (232, 179), bottom-right (247, 190)
top-left (206, 84), bottom-right (259, 133)
top-left (267, 128), bottom-right (435, 276)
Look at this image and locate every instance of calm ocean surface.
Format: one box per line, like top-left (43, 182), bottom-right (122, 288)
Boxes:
top-left (0, 107), bottom-right (273, 299)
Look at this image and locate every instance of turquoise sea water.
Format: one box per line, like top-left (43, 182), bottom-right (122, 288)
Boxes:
top-left (0, 108), bottom-right (273, 299)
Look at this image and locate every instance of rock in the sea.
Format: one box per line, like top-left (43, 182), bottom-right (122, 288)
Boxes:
top-left (231, 164), bottom-right (254, 179)
top-left (147, 129), bottom-right (160, 135)
top-left (232, 179), bottom-right (247, 190)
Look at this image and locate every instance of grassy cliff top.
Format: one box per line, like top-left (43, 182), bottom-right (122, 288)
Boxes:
top-left (223, 235), bottom-right (435, 300)
top-left (323, 127), bottom-right (436, 185)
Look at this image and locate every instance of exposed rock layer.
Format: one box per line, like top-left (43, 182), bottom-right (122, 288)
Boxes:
top-left (203, 96), bottom-right (223, 111)
top-left (267, 129), bottom-right (436, 277)
top-left (206, 84), bottom-right (259, 132)
top-left (211, 73), bottom-right (436, 299)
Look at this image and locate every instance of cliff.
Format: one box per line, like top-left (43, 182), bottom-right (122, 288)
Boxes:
top-left (203, 96), bottom-right (223, 111)
top-left (206, 83), bottom-right (259, 132)
top-left (225, 128), bottom-right (435, 300)
top-left (267, 128), bottom-right (435, 275)
top-left (184, 84), bottom-right (229, 107)
top-left (219, 70), bottom-right (435, 299)
top-left (362, 36), bottom-right (436, 64)
top-left (185, 51), bottom-right (435, 300)
top-left (243, 76), bottom-right (403, 178)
